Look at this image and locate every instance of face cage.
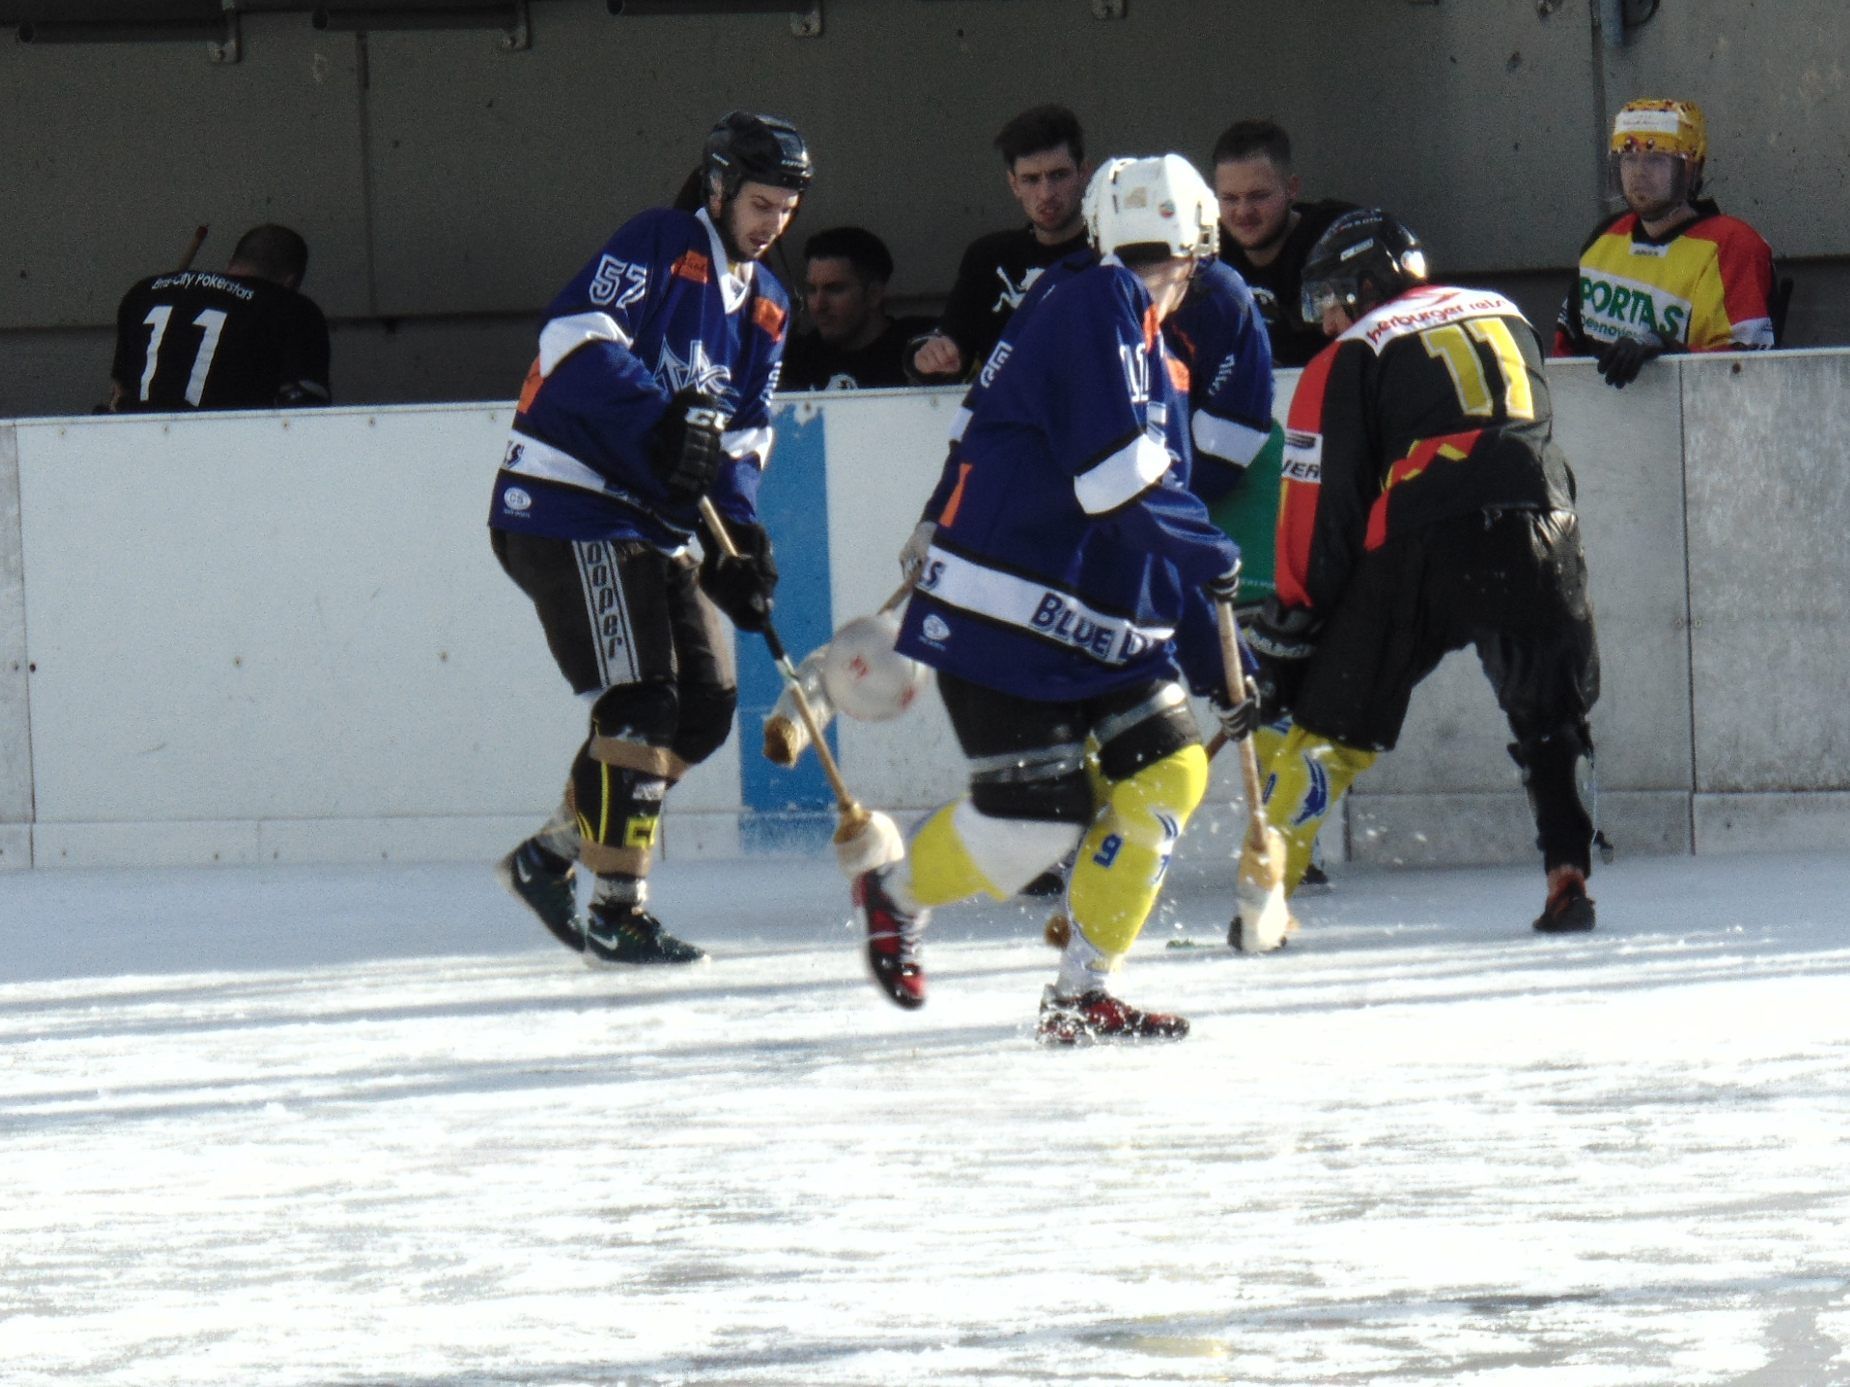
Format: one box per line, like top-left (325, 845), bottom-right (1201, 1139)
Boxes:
top-left (1301, 277), bottom-right (1354, 325)
top-left (1608, 150), bottom-right (1694, 204)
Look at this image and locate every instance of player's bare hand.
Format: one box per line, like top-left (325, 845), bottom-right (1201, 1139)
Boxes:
top-left (911, 335), bottom-right (964, 380)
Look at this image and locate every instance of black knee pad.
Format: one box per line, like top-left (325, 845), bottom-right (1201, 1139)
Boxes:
top-left (1095, 684), bottom-right (1198, 782)
top-left (671, 681), bottom-right (739, 767)
top-left (969, 750), bottom-right (1094, 824)
top-left (590, 679), bottom-right (680, 745)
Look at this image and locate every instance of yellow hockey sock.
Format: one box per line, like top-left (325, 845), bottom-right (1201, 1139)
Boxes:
top-left (902, 799), bottom-right (1082, 908)
top-left (1260, 726), bottom-right (1376, 894)
top-left (1066, 744), bottom-right (1209, 958)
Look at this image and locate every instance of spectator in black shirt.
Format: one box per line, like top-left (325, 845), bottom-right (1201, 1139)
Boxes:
top-left (908, 104), bottom-right (1091, 382)
top-left (781, 227), bottom-right (934, 391)
top-left (1211, 121), bottom-right (1353, 368)
top-left (109, 224), bottom-right (330, 412)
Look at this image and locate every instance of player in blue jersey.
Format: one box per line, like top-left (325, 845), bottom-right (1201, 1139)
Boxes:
top-left (853, 155), bottom-right (1254, 1043)
top-left (886, 242), bottom-right (1282, 900)
top-left (489, 112), bottom-right (811, 966)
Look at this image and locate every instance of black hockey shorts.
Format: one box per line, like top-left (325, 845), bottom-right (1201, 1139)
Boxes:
top-left (937, 671), bottom-right (1202, 819)
top-left (491, 529), bottom-right (736, 702)
top-left (1293, 508), bottom-right (1600, 753)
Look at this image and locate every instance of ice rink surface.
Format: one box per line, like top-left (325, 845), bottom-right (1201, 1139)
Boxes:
top-left (3, 849), bottom-right (1848, 1386)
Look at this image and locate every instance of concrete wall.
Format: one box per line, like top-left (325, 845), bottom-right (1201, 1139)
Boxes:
top-left (3, 0), bottom-right (1848, 417)
top-left (0, 349), bottom-right (1846, 872)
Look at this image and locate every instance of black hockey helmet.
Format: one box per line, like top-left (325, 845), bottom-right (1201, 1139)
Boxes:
top-left (704, 112), bottom-right (813, 203)
top-left (1300, 209), bottom-right (1429, 323)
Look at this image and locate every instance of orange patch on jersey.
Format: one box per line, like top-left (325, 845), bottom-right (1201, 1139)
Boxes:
top-left (938, 462), bottom-right (975, 528)
top-left (514, 357), bottom-right (543, 415)
top-left (1165, 354), bottom-right (1191, 394)
top-left (753, 296), bottom-right (788, 343)
top-left (1274, 345), bottom-right (1340, 608)
top-left (672, 250), bottom-right (710, 284)
top-left (1142, 305), bottom-right (1161, 353)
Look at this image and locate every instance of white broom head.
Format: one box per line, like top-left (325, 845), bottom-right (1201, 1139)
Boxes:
top-left (1235, 825), bottom-right (1296, 953)
top-left (820, 612), bottom-right (931, 722)
top-left (834, 807), bottom-right (905, 878)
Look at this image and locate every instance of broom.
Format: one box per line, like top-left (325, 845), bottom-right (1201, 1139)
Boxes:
top-left (699, 498), bottom-right (903, 877)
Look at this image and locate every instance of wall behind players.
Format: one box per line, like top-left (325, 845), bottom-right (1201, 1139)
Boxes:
top-left (1, 0), bottom-right (1846, 415)
top-left (1, 354), bottom-right (1847, 870)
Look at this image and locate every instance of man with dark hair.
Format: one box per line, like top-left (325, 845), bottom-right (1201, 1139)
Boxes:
top-left (908, 103), bottom-right (1091, 382)
top-left (489, 111), bottom-right (810, 966)
top-left (780, 226), bottom-right (934, 391)
top-left (108, 222), bottom-right (329, 411)
top-left (1210, 120), bottom-right (1353, 368)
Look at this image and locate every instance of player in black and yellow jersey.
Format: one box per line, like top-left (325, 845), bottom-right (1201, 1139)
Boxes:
top-left (1249, 210), bottom-right (1603, 934)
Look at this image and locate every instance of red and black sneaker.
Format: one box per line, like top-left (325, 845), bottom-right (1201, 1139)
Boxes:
top-left (854, 868), bottom-right (927, 1010)
top-left (1036, 986), bottom-right (1189, 1045)
top-left (1533, 866), bottom-right (1597, 934)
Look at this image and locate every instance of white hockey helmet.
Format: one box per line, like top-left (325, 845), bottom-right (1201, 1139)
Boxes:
top-left (820, 611), bottom-right (931, 723)
top-left (1083, 154), bottom-right (1219, 266)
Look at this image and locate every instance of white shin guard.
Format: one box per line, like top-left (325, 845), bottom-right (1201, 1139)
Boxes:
top-left (951, 799), bottom-right (1083, 899)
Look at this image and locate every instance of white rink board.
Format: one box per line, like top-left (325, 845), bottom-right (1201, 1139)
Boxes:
top-left (12, 408), bottom-right (593, 864)
top-left (2, 351), bottom-right (1849, 868)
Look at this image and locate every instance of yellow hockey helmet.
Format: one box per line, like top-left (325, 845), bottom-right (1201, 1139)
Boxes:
top-left (1609, 99), bottom-right (1708, 165)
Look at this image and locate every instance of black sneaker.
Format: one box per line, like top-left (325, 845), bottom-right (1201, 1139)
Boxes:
top-left (495, 839), bottom-right (583, 953)
top-left (854, 868), bottom-right (927, 1009)
top-left (1036, 986), bottom-right (1188, 1045)
top-left (1533, 866), bottom-right (1597, 934)
top-left (1298, 861), bottom-right (1333, 892)
top-left (584, 902), bottom-right (708, 965)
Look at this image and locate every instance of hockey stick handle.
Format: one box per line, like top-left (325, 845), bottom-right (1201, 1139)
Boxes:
top-left (699, 497), bottom-right (865, 822)
top-left (177, 224), bottom-right (208, 272)
top-left (877, 577), bottom-right (915, 614)
top-left (1214, 599), bottom-right (1274, 855)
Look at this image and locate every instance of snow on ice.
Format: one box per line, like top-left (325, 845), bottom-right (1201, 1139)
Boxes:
top-left (3, 851), bottom-right (1848, 1384)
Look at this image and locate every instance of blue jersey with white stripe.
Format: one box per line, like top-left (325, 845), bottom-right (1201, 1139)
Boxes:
top-left (1165, 260), bottom-right (1275, 502)
top-left (898, 258), bottom-right (1239, 702)
top-left (487, 206), bottom-right (790, 548)
top-left (922, 256), bottom-right (1274, 517)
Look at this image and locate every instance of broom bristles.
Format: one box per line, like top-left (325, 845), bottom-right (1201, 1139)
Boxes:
top-left (1234, 825), bottom-right (1296, 952)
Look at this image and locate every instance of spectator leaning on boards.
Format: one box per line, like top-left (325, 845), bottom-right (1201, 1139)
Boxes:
top-left (1554, 99), bottom-right (1777, 389)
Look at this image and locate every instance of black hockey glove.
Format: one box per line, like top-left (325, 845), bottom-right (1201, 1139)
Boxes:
top-left (699, 519), bottom-right (778, 633)
top-left (1209, 683), bottom-right (1260, 743)
top-left (1595, 334), bottom-right (1663, 389)
top-left (1247, 600), bottom-right (1321, 722)
top-left (649, 390), bottom-right (727, 503)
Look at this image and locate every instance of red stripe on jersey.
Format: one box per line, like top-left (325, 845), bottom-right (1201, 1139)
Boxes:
top-left (1364, 429), bottom-right (1483, 550)
top-left (1691, 217), bottom-right (1775, 336)
top-left (938, 462), bottom-right (975, 528)
top-left (1274, 343), bottom-right (1339, 609)
top-left (515, 356), bottom-right (543, 415)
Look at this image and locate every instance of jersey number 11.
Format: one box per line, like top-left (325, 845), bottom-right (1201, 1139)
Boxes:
top-left (139, 305), bottom-right (228, 407)
top-left (1422, 319), bottom-right (1535, 422)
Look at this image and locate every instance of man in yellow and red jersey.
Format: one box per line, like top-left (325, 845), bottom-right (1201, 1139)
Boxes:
top-left (1555, 98), bottom-right (1776, 388)
top-left (1248, 210), bottom-right (1602, 934)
